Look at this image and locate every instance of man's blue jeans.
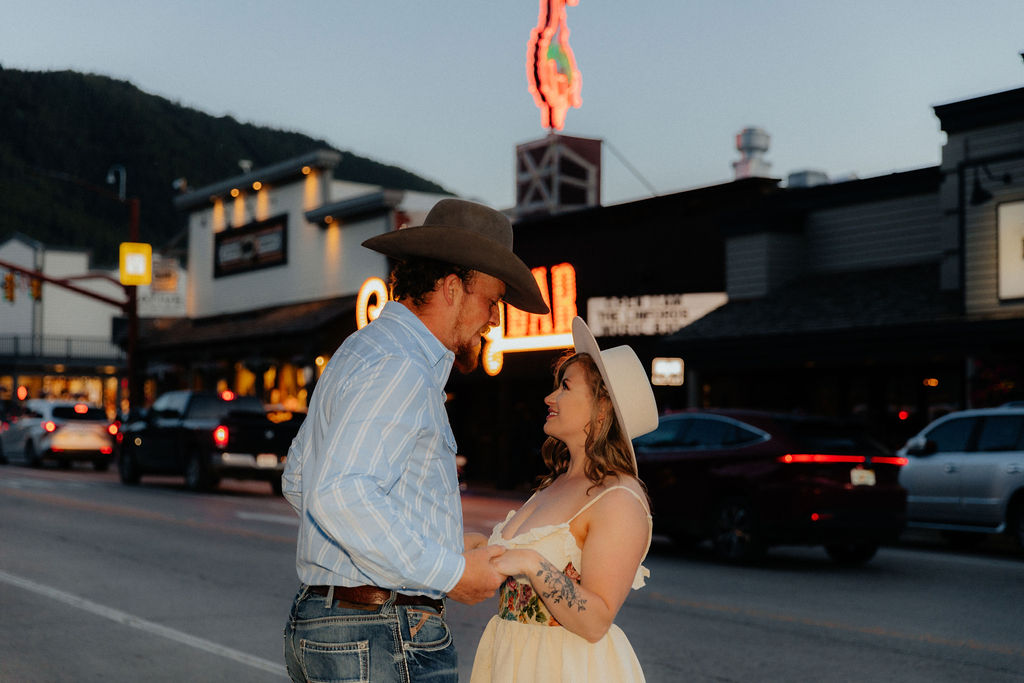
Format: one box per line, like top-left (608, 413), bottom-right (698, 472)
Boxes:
top-left (284, 585), bottom-right (458, 682)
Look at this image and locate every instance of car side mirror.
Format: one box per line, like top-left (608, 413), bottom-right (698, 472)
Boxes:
top-left (905, 438), bottom-right (937, 456)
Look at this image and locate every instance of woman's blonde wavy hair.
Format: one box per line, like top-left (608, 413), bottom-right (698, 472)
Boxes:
top-left (535, 351), bottom-right (638, 492)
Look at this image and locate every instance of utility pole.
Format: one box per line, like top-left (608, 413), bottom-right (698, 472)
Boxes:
top-left (107, 164), bottom-right (144, 410)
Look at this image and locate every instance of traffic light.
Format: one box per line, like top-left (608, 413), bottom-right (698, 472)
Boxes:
top-left (30, 277), bottom-right (42, 301)
top-left (3, 272), bottom-right (14, 302)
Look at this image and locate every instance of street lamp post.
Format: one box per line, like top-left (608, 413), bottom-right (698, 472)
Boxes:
top-left (107, 164), bottom-right (143, 411)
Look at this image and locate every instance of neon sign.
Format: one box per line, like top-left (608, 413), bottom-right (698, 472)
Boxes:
top-left (356, 277), bottom-right (388, 329)
top-left (527, 0), bottom-right (582, 131)
top-left (356, 263), bottom-right (577, 375)
top-left (482, 263), bottom-right (576, 375)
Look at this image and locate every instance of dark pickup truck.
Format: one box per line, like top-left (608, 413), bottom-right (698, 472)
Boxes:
top-left (117, 390), bottom-right (304, 494)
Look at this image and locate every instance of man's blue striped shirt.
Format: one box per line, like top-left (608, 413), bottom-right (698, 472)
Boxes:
top-left (282, 301), bottom-right (465, 597)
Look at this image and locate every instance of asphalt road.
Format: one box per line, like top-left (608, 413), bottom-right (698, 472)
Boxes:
top-left (1, 466), bottom-right (1022, 682)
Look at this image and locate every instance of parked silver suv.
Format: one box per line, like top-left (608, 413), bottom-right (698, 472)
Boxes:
top-left (0, 399), bottom-right (116, 470)
top-left (897, 404), bottom-right (1024, 550)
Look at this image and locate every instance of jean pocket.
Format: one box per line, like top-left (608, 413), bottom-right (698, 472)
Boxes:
top-left (298, 638), bottom-right (369, 683)
top-left (403, 608), bottom-right (452, 651)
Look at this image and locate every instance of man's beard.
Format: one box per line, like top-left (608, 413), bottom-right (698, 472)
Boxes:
top-left (453, 338), bottom-right (482, 374)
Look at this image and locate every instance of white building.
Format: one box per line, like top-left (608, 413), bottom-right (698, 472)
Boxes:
top-left (143, 149), bottom-right (450, 408)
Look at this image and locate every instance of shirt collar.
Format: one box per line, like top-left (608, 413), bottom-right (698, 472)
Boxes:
top-left (379, 301), bottom-right (455, 382)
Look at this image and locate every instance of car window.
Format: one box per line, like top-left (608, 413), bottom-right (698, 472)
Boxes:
top-left (149, 389), bottom-right (186, 417)
top-left (51, 406), bottom-right (107, 421)
top-left (186, 394), bottom-right (264, 420)
top-left (925, 416), bottom-right (976, 453)
top-left (634, 416), bottom-right (690, 448)
top-left (684, 417), bottom-right (740, 449)
top-left (975, 415), bottom-right (1024, 452)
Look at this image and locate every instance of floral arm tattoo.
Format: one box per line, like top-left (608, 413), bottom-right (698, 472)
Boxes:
top-left (536, 559), bottom-right (587, 612)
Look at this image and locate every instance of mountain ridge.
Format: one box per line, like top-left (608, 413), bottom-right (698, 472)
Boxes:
top-left (0, 66), bottom-right (450, 266)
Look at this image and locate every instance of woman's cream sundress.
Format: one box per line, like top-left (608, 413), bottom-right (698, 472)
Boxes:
top-left (470, 486), bottom-right (651, 683)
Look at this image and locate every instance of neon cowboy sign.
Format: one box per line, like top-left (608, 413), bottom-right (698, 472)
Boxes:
top-left (356, 263), bottom-right (577, 375)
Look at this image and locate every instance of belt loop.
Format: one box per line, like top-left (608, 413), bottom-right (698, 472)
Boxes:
top-left (324, 586), bottom-right (334, 608)
top-left (385, 590), bottom-right (398, 608)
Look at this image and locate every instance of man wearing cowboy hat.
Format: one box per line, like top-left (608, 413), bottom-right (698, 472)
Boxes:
top-left (282, 199), bottom-right (549, 682)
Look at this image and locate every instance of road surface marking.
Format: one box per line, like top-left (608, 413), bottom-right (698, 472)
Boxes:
top-left (237, 511), bottom-right (299, 525)
top-left (0, 569), bottom-right (288, 677)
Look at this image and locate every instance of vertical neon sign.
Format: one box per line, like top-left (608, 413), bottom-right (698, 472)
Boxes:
top-left (527, 0), bottom-right (582, 131)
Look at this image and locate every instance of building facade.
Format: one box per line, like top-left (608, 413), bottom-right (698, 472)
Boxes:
top-left (140, 149), bottom-right (449, 409)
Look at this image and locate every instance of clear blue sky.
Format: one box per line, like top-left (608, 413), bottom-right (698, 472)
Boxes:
top-left (3, 1), bottom-right (1023, 209)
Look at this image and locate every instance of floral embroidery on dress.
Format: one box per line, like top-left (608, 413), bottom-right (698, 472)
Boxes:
top-left (497, 562), bottom-right (582, 627)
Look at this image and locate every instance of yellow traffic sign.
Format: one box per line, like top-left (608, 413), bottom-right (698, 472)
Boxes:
top-left (119, 242), bottom-right (152, 286)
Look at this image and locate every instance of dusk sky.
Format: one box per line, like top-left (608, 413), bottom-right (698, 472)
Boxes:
top-left (3, 1), bottom-right (1024, 209)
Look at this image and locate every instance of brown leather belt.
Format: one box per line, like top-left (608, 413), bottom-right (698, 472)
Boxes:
top-left (308, 585), bottom-right (444, 611)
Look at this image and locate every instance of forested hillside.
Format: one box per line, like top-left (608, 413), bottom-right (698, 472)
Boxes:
top-left (0, 67), bottom-right (449, 266)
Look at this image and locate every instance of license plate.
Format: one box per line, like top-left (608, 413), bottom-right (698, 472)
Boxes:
top-left (257, 453), bottom-right (278, 468)
top-left (850, 467), bottom-right (876, 486)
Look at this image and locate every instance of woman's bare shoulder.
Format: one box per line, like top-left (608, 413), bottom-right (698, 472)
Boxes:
top-left (591, 475), bottom-right (650, 513)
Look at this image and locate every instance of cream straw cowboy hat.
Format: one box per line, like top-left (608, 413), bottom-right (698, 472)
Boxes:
top-left (362, 198), bottom-right (549, 314)
top-left (571, 316), bottom-right (659, 469)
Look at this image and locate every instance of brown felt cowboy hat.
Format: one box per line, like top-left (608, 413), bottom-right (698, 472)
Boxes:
top-left (361, 198), bottom-right (549, 314)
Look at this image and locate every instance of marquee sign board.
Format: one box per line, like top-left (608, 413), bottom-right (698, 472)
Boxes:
top-left (587, 292), bottom-right (728, 337)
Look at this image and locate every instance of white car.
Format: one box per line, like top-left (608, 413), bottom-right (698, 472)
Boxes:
top-left (897, 404), bottom-right (1024, 550)
top-left (0, 399), bottom-right (116, 470)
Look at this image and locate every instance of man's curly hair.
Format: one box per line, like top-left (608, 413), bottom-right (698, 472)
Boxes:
top-left (389, 257), bottom-right (475, 306)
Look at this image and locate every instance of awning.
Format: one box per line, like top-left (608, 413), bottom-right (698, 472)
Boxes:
top-left (139, 295), bottom-right (358, 354)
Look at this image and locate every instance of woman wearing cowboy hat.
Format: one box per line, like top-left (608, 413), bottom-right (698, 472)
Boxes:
top-left (470, 317), bottom-right (659, 683)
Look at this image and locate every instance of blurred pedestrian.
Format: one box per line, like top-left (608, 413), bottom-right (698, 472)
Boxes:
top-left (281, 198), bottom-right (549, 682)
top-left (470, 317), bottom-right (659, 683)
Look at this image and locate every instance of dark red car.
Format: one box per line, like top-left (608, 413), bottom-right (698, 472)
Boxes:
top-left (634, 409), bottom-right (907, 564)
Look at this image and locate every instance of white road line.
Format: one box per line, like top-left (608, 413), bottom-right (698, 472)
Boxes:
top-left (0, 569), bottom-right (287, 678)
top-left (236, 511), bottom-right (299, 525)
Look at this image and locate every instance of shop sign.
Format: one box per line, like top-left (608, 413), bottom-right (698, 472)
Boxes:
top-left (651, 357), bottom-right (685, 386)
top-left (586, 292), bottom-right (728, 336)
top-left (482, 263), bottom-right (576, 375)
top-left (214, 214), bottom-right (287, 278)
top-left (998, 200), bottom-right (1024, 301)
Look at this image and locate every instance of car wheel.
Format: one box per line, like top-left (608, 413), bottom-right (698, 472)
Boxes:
top-left (118, 445), bottom-right (141, 485)
top-left (825, 541), bottom-right (879, 565)
top-left (25, 441), bottom-right (42, 468)
top-left (712, 496), bottom-right (765, 563)
top-left (1008, 498), bottom-right (1024, 551)
top-left (184, 453), bottom-right (213, 492)
top-left (93, 459), bottom-right (110, 472)
top-left (0, 441), bottom-right (7, 465)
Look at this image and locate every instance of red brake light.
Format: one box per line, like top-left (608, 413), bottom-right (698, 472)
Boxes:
top-left (108, 423), bottom-right (119, 436)
top-left (213, 425), bottom-right (229, 449)
top-left (778, 454), bottom-right (866, 464)
top-left (74, 403), bottom-right (89, 414)
top-left (42, 420), bottom-right (57, 433)
top-left (871, 456), bottom-right (908, 466)
top-left (220, 390), bottom-right (235, 401)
